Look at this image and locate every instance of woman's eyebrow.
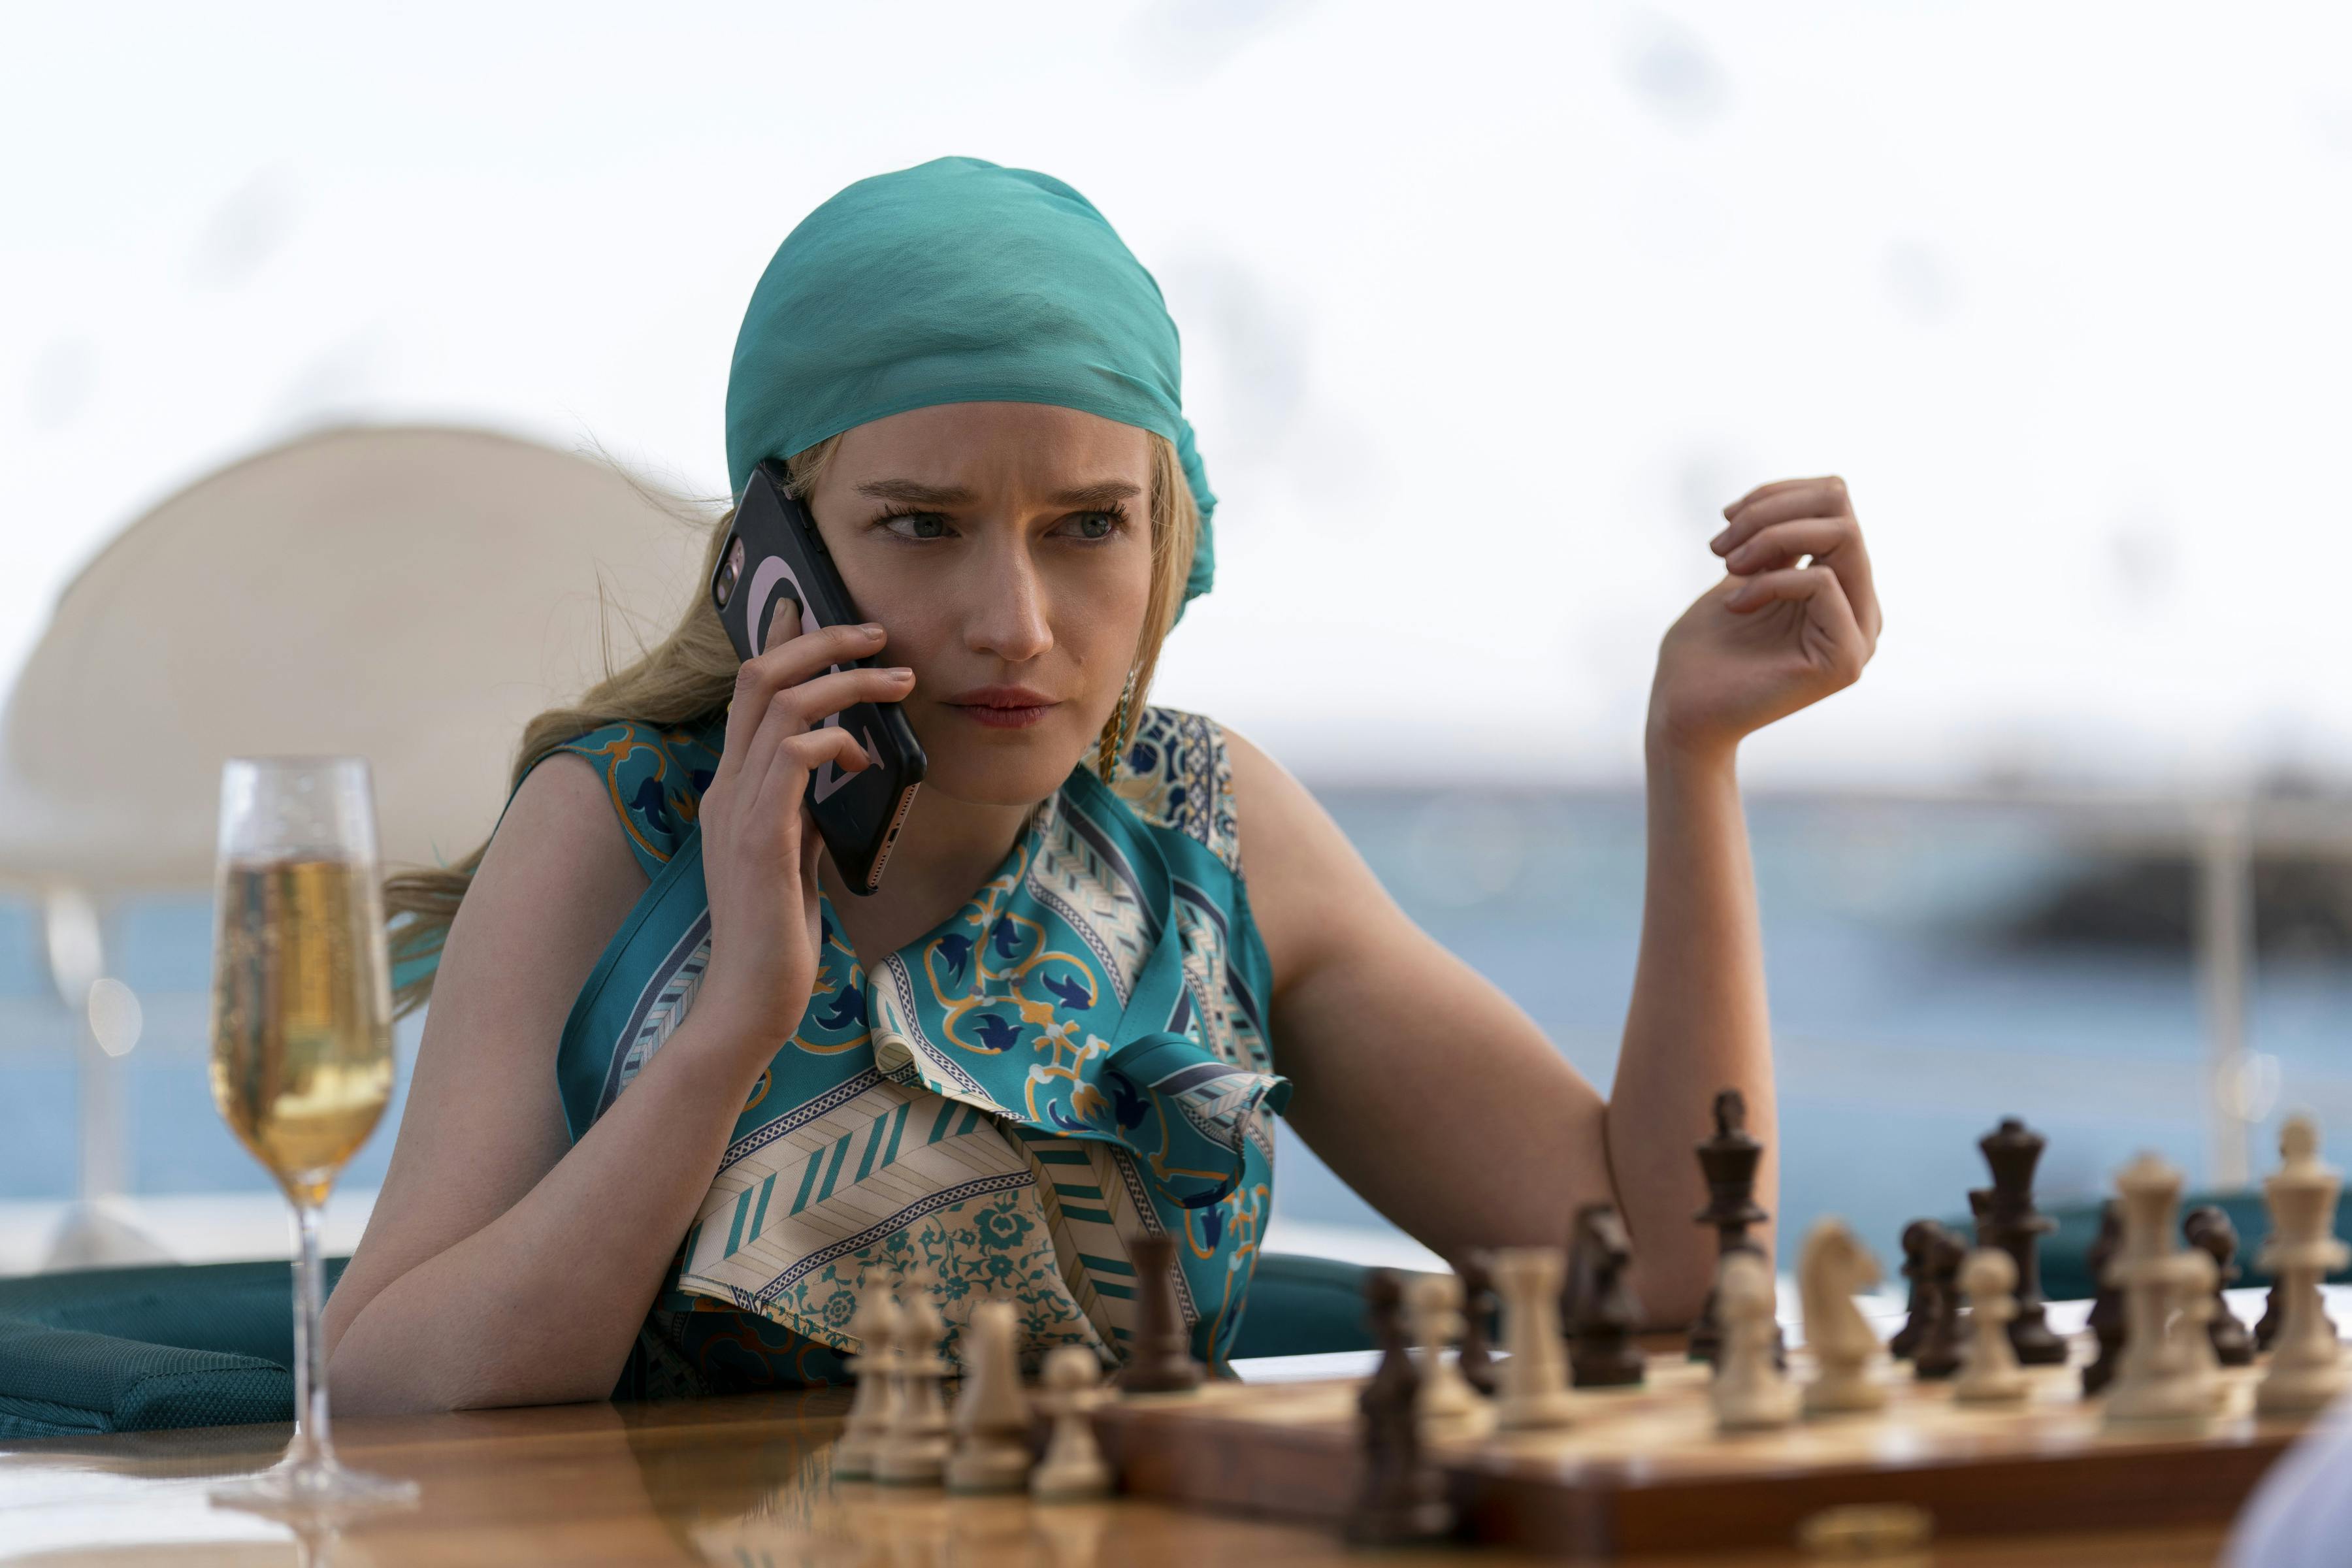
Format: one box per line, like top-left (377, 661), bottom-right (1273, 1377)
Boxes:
top-left (1047, 480), bottom-right (1143, 508)
top-left (856, 478), bottom-right (975, 506)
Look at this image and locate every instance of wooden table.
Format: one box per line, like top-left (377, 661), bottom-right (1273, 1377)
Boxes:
top-left (0, 1390), bottom-right (2230, 1566)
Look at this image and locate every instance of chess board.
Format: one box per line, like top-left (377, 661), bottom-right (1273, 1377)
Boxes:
top-left (1090, 1345), bottom-right (2315, 1558)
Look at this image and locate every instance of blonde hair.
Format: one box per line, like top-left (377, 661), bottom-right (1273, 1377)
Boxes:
top-left (384, 430), bottom-right (1200, 1018)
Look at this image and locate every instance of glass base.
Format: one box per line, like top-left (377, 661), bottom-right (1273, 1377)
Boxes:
top-left (210, 1451), bottom-right (420, 1516)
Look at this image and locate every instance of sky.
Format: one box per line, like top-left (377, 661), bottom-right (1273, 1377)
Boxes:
top-left (5, 1), bottom-right (2350, 789)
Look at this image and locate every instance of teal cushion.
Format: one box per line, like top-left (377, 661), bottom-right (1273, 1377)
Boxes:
top-left (0, 1251), bottom-right (1378, 1437)
top-left (0, 1258), bottom-right (345, 1440)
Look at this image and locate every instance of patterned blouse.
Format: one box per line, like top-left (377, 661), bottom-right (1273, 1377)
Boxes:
top-left (538, 705), bottom-right (1285, 1397)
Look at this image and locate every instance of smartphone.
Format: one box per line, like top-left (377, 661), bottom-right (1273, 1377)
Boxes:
top-left (711, 459), bottom-right (926, 895)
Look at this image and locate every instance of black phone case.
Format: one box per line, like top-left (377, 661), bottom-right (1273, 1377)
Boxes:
top-left (710, 461), bottom-right (926, 895)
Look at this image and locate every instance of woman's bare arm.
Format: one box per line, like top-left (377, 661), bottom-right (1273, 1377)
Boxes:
top-left (324, 610), bottom-right (909, 1413)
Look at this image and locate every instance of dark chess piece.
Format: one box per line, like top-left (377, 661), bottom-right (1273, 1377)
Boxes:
top-left (1967, 1187), bottom-right (1995, 1248)
top-left (1118, 1232), bottom-right (1203, 1394)
top-left (1910, 1222), bottom-right (1968, 1380)
top-left (1978, 1117), bottom-right (2068, 1365)
top-left (1456, 1250), bottom-right (1498, 1398)
top-left (1687, 1088), bottom-right (1771, 1366)
top-left (1345, 1269), bottom-right (1454, 1547)
top-left (2185, 1205), bottom-right (2255, 1367)
top-left (1889, 1221), bottom-right (1934, 1361)
top-left (2082, 1200), bottom-right (2125, 1396)
top-left (1566, 1203), bottom-right (1645, 1388)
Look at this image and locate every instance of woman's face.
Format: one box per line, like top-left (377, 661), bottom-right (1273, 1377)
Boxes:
top-left (802, 402), bottom-right (1157, 809)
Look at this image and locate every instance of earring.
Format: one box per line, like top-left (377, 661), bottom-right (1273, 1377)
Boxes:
top-left (1096, 667), bottom-right (1139, 783)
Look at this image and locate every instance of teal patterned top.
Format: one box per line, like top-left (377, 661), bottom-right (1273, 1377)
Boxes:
top-left (538, 706), bottom-right (1286, 1396)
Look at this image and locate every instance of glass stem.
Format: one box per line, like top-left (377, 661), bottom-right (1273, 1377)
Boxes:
top-left (289, 1196), bottom-right (335, 1467)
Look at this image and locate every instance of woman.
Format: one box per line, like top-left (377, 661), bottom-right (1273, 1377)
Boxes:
top-left (322, 157), bottom-right (1882, 1412)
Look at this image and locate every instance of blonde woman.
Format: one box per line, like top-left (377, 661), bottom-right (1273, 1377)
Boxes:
top-left (322, 157), bottom-right (1882, 1412)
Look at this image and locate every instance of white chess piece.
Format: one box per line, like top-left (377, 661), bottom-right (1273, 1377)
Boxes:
top-left (1954, 1249), bottom-right (2028, 1404)
top-left (1405, 1271), bottom-right (1484, 1426)
top-left (1031, 1345), bottom-right (1113, 1501)
top-left (2174, 1248), bottom-right (2230, 1414)
top-left (1799, 1217), bottom-right (1887, 1416)
top-left (1493, 1247), bottom-right (1575, 1430)
top-left (947, 1301), bottom-right (1034, 1494)
top-left (875, 1279), bottom-right (953, 1484)
top-left (1712, 1250), bottom-right (1798, 1431)
top-left (2104, 1152), bottom-right (2210, 1426)
top-left (2259, 1115), bottom-right (2350, 1415)
top-left (833, 1290), bottom-right (904, 1479)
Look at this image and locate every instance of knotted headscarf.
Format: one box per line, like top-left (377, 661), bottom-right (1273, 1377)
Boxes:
top-left (725, 156), bottom-right (1215, 607)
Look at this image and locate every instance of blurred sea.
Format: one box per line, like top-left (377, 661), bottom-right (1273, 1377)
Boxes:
top-left (4, 790), bottom-right (2349, 1271)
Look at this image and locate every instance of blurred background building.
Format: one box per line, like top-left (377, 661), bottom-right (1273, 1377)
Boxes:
top-left (3, 0), bottom-right (2349, 1279)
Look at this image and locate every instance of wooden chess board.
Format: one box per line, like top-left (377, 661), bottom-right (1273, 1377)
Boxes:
top-left (1090, 1346), bottom-right (2313, 1558)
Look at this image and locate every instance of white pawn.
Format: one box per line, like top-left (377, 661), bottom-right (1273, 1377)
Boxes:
top-left (2105, 1151), bottom-right (2210, 1426)
top-left (1493, 1247), bottom-right (1575, 1431)
top-left (2258, 1115), bottom-right (2350, 1415)
top-left (947, 1301), bottom-right (1034, 1494)
top-left (1954, 1249), bottom-right (2028, 1404)
top-left (2174, 1249), bottom-right (2230, 1414)
top-left (1405, 1272), bottom-right (1484, 1426)
top-left (1031, 1345), bottom-right (1113, 1501)
top-left (834, 1290), bottom-right (904, 1480)
top-left (1712, 1251), bottom-right (1797, 1431)
top-left (875, 1279), bottom-right (953, 1484)
top-left (1797, 1217), bottom-right (1887, 1416)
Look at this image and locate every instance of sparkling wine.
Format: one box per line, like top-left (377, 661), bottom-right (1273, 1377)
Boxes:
top-left (209, 855), bottom-right (394, 1208)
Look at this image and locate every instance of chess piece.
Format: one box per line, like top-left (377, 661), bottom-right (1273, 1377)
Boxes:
top-left (1712, 1251), bottom-right (1797, 1430)
top-left (1688, 1089), bottom-right (1771, 1366)
top-left (1910, 1224), bottom-right (1968, 1381)
top-left (2174, 1247), bottom-right (2228, 1413)
top-left (2183, 1205), bottom-right (2255, 1367)
top-left (1030, 1345), bottom-right (1113, 1501)
top-left (1119, 1233), bottom-right (1203, 1394)
top-left (1405, 1271), bottom-right (1484, 1426)
top-left (1953, 1249), bottom-right (2028, 1404)
top-left (833, 1290), bottom-right (904, 1480)
top-left (1967, 1187), bottom-right (1995, 1248)
top-left (2257, 1120), bottom-right (2340, 1354)
top-left (946, 1301), bottom-right (1034, 1494)
top-left (1978, 1117), bottom-right (2068, 1366)
top-left (1493, 1246), bottom-right (1575, 1430)
top-left (1456, 1250), bottom-right (1499, 1397)
top-left (2104, 1151), bottom-right (2211, 1426)
top-left (2257, 1115), bottom-right (2351, 1416)
top-left (1798, 1217), bottom-right (1887, 1416)
top-left (875, 1280), bottom-right (955, 1483)
top-left (1345, 1269), bottom-right (1454, 1546)
top-left (1566, 1203), bottom-right (1644, 1388)
top-left (1889, 1220), bottom-right (1935, 1361)
top-left (2082, 1200), bottom-right (2127, 1396)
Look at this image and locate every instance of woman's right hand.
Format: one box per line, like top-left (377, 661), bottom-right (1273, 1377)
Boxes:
top-left (693, 604), bottom-right (914, 1059)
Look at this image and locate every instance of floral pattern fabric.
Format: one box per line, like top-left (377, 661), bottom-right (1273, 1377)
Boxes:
top-left (546, 706), bottom-right (1282, 1394)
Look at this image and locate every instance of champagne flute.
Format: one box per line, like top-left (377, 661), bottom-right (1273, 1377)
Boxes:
top-left (207, 757), bottom-right (416, 1511)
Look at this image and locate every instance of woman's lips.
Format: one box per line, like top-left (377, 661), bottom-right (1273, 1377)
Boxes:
top-left (949, 701), bottom-right (1058, 730)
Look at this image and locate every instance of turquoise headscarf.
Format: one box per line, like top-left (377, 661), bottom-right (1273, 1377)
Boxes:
top-left (726, 156), bottom-right (1215, 607)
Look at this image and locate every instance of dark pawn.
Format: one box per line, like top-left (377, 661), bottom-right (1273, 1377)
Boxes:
top-left (1978, 1117), bottom-right (2067, 1365)
top-left (1911, 1223), bottom-right (1968, 1380)
top-left (2185, 1206), bottom-right (2255, 1367)
top-left (1345, 1270), bottom-right (1454, 1548)
top-left (1456, 1250), bottom-right (1499, 1398)
top-left (1119, 1232), bottom-right (1203, 1394)
top-left (1687, 1088), bottom-right (1770, 1365)
top-left (1889, 1221), bottom-right (1937, 1360)
top-left (1566, 1204), bottom-right (1645, 1388)
top-left (2082, 1201), bottom-right (2126, 1396)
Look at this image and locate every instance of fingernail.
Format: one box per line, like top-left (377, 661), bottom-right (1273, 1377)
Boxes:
top-left (886, 666), bottom-right (913, 680)
top-left (860, 623), bottom-right (885, 636)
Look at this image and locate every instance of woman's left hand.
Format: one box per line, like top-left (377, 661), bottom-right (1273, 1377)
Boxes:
top-left (1648, 474), bottom-right (1882, 758)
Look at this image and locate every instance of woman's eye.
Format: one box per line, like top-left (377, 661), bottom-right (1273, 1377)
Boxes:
top-left (883, 512), bottom-right (951, 540)
top-left (1067, 511), bottom-right (1119, 540)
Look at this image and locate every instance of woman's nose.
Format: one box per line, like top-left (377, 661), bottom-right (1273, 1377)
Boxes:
top-left (964, 540), bottom-right (1054, 664)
